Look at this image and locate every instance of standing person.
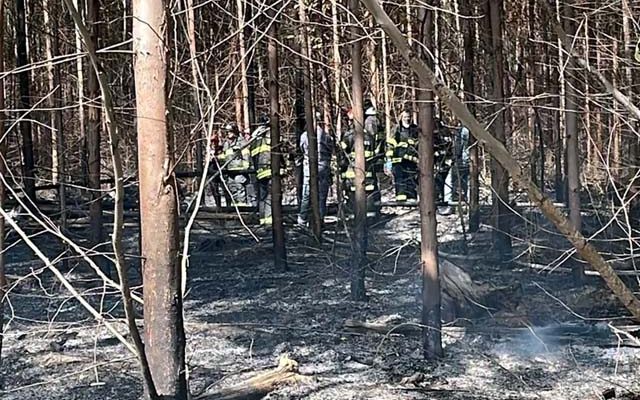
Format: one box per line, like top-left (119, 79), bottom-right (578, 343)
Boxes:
top-left (219, 122), bottom-right (250, 206)
top-left (298, 112), bottom-right (334, 226)
top-left (451, 121), bottom-right (470, 201)
top-left (364, 101), bottom-right (385, 169)
top-left (250, 114), bottom-right (273, 226)
top-left (338, 108), bottom-right (382, 217)
top-left (386, 111), bottom-right (419, 203)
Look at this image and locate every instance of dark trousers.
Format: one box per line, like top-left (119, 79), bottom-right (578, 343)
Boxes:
top-left (451, 164), bottom-right (469, 201)
top-left (256, 178), bottom-right (272, 224)
top-left (392, 161), bottom-right (418, 200)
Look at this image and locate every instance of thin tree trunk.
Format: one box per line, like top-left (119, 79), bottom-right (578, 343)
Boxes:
top-left (245, 3), bottom-right (256, 129)
top-left (461, 0), bottom-right (479, 232)
top-left (487, 0), bottom-right (512, 260)
top-left (87, 0), bottom-right (103, 255)
top-left (0, 0), bottom-right (6, 370)
top-left (332, 0), bottom-right (342, 139)
top-left (563, 0), bottom-right (583, 283)
top-left (299, 0), bottom-right (321, 239)
top-left (44, 0), bottom-right (67, 264)
top-left (418, 1), bottom-right (443, 360)
top-left (16, 0), bottom-right (36, 200)
top-left (73, 0), bottom-right (86, 183)
top-left (186, 0), bottom-right (203, 173)
top-left (350, 0), bottom-right (367, 301)
top-left (267, 4), bottom-right (287, 271)
top-left (133, 0), bottom-right (187, 397)
top-left (406, 0), bottom-right (417, 121)
top-left (381, 31), bottom-right (391, 139)
top-left (236, 0), bottom-right (250, 132)
top-left (362, 0), bottom-right (640, 321)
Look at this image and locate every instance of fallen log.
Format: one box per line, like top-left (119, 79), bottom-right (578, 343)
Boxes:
top-left (196, 355), bottom-right (306, 400)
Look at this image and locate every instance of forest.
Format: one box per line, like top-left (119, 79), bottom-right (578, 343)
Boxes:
top-left (0, 0), bottom-right (639, 399)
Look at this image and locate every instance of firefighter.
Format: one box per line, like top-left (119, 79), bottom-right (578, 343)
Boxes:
top-left (386, 111), bottom-right (419, 203)
top-left (219, 122), bottom-right (250, 206)
top-left (363, 100), bottom-right (386, 171)
top-left (338, 108), bottom-right (382, 218)
top-left (250, 114), bottom-right (273, 226)
top-left (207, 130), bottom-right (231, 207)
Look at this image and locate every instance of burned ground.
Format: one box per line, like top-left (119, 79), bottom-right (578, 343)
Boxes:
top-left (1, 202), bottom-right (639, 399)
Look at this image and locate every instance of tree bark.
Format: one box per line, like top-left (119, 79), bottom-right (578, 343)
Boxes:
top-left (267, 4), bottom-right (287, 271)
top-left (461, 0), bottom-right (479, 232)
top-left (16, 0), bottom-right (36, 200)
top-left (563, 0), bottom-right (583, 283)
top-left (44, 0), bottom-right (67, 263)
top-left (0, 0), bottom-right (6, 370)
top-left (361, 0), bottom-right (640, 321)
top-left (133, 0), bottom-right (187, 397)
top-left (186, 0), bottom-right (204, 173)
top-left (87, 0), bottom-right (103, 254)
top-left (417, 1), bottom-right (443, 359)
top-left (350, 0), bottom-right (367, 301)
top-left (72, 0), bottom-right (86, 185)
top-left (236, 0), bottom-right (250, 133)
top-left (487, 0), bottom-right (512, 260)
top-left (299, 0), bottom-right (322, 239)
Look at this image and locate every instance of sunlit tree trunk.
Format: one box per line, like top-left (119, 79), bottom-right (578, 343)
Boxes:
top-left (350, 0), bottom-right (367, 301)
top-left (44, 0), bottom-right (67, 261)
top-left (133, 0), bottom-right (187, 397)
top-left (418, 1), bottom-right (443, 359)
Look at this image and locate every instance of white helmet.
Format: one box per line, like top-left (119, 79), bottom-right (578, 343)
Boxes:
top-left (365, 106), bottom-right (376, 116)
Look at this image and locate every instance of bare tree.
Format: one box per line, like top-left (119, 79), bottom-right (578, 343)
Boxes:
top-left (0, 0), bottom-right (6, 367)
top-left (417, 1), bottom-right (443, 359)
top-left (16, 0), bottom-right (36, 200)
top-left (563, 0), bottom-right (583, 283)
top-left (487, 0), bottom-right (512, 260)
top-left (87, 0), bottom-right (103, 264)
top-left (350, 0), bottom-right (367, 301)
top-left (461, 0), bottom-right (479, 232)
top-left (133, 0), bottom-right (188, 397)
top-left (299, 0), bottom-right (322, 239)
top-left (268, 3), bottom-right (287, 270)
top-left (44, 0), bottom-right (67, 251)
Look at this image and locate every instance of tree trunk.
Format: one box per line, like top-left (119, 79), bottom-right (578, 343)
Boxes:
top-left (236, 0), bottom-right (250, 133)
top-left (417, 1), bottom-right (443, 359)
top-left (362, 0), bottom-right (640, 321)
top-left (16, 0), bottom-right (36, 200)
top-left (487, 0), bottom-right (512, 260)
top-left (563, 0), bottom-right (583, 283)
top-left (299, 0), bottom-right (322, 239)
top-left (267, 5), bottom-right (287, 271)
top-left (73, 0), bottom-right (86, 184)
top-left (133, 0), bottom-right (187, 397)
top-left (87, 0), bottom-right (103, 254)
top-left (0, 0), bottom-right (6, 370)
top-left (350, 0), bottom-right (367, 301)
top-left (186, 0), bottom-right (203, 173)
top-left (461, 0), bottom-right (479, 232)
top-left (44, 0), bottom-right (67, 262)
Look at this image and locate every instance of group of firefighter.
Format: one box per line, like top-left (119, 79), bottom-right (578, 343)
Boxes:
top-left (208, 101), bottom-right (470, 226)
